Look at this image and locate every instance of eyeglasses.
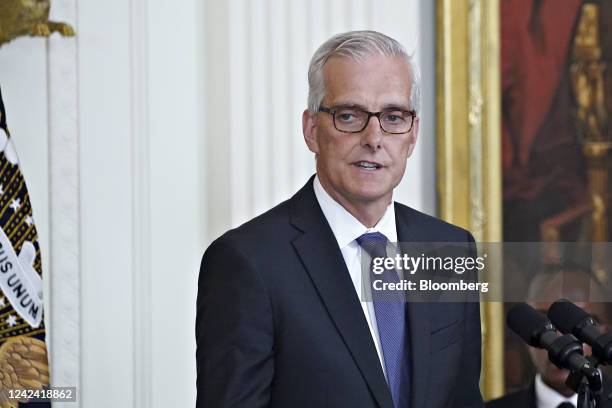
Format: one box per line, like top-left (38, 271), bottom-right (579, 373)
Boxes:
top-left (318, 106), bottom-right (416, 134)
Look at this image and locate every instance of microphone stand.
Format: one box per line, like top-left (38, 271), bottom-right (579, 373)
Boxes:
top-left (566, 357), bottom-right (602, 408)
top-left (577, 378), bottom-right (596, 408)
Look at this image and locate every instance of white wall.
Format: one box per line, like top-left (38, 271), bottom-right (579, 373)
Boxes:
top-left (0, 0), bottom-right (435, 406)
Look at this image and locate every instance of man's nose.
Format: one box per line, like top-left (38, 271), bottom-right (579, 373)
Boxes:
top-left (360, 116), bottom-right (383, 150)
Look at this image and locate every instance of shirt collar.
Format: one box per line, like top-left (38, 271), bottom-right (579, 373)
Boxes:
top-left (313, 175), bottom-right (397, 249)
top-left (535, 374), bottom-right (577, 408)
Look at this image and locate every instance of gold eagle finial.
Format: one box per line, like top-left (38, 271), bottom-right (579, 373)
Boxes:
top-left (0, 0), bottom-right (75, 47)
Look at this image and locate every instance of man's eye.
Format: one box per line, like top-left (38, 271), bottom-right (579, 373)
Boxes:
top-left (384, 113), bottom-right (406, 123)
top-left (337, 112), bottom-right (358, 122)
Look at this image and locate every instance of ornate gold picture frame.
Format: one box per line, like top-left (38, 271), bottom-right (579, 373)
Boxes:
top-left (436, 0), bottom-right (504, 400)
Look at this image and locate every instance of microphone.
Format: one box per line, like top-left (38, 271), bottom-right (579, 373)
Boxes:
top-left (548, 299), bottom-right (612, 365)
top-left (507, 303), bottom-right (600, 385)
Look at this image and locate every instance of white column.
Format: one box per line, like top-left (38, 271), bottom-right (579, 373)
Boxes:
top-left (48, 1), bottom-right (80, 406)
top-left (147, 0), bottom-right (203, 406)
top-left (77, 0), bottom-right (135, 405)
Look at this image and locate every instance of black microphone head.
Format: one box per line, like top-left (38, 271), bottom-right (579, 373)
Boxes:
top-left (507, 303), bottom-right (554, 347)
top-left (548, 299), bottom-right (591, 334)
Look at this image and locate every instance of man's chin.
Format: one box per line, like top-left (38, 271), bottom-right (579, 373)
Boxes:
top-left (346, 186), bottom-right (392, 203)
top-left (542, 367), bottom-right (572, 393)
top-left (320, 174), bottom-right (394, 207)
top-left (347, 177), bottom-right (394, 198)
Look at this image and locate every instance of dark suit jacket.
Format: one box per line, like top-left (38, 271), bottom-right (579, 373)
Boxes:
top-left (196, 177), bottom-right (483, 407)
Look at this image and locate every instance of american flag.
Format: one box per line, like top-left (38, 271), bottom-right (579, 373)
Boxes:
top-left (0, 85), bottom-right (50, 408)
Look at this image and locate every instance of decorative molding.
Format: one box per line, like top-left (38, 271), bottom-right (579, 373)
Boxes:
top-left (46, 0), bottom-right (80, 405)
top-left (129, 0), bottom-right (152, 406)
top-left (468, 0), bottom-right (485, 241)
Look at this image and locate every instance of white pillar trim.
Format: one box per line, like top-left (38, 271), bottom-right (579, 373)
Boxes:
top-left (47, 0), bottom-right (81, 404)
top-left (130, 0), bottom-right (152, 406)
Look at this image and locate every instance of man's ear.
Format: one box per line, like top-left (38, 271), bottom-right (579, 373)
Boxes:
top-left (406, 116), bottom-right (420, 157)
top-left (302, 109), bottom-right (319, 154)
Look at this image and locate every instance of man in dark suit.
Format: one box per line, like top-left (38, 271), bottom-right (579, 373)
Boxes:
top-left (487, 267), bottom-right (612, 408)
top-left (196, 30), bottom-right (483, 408)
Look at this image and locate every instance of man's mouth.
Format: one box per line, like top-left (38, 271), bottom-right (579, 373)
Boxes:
top-left (354, 161), bottom-right (383, 170)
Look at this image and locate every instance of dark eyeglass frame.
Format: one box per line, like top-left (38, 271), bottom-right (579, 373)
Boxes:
top-left (318, 106), bottom-right (417, 134)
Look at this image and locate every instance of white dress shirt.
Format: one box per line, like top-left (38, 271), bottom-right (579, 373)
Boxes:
top-left (535, 374), bottom-right (577, 408)
top-left (313, 176), bottom-right (398, 376)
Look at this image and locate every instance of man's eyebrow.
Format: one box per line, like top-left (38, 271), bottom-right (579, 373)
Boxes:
top-left (329, 102), bottom-right (413, 111)
top-left (380, 103), bottom-right (413, 111)
top-left (329, 102), bottom-right (369, 110)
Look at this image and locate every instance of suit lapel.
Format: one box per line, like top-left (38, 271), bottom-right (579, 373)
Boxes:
top-left (290, 178), bottom-right (394, 408)
top-left (405, 302), bottom-right (430, 408)
top-left (527, 381), bottom-right (537, 408)
top-left (396, 205), bottom-right (431, 408)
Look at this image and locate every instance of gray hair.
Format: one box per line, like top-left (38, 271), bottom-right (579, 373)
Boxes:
top-left (307, 30), bottom-right (421, 114)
